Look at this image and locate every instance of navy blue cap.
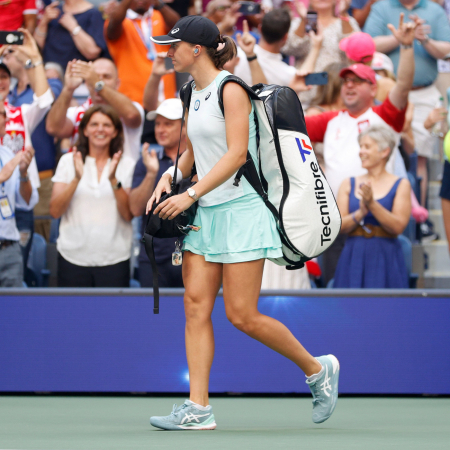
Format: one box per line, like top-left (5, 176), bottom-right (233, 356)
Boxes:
top-left (151, 15), bottom-right (220, 49)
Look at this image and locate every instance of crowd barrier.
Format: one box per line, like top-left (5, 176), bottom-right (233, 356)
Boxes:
top-left (1, 289), bottom-right (449, 395)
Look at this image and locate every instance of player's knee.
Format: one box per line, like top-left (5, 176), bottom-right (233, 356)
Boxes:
top-left (226, 309), bottom-right (257, 334)
top-left (184, 294), bottom-right (211, 324)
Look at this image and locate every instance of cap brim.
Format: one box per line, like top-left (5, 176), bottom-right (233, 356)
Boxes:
top-left (150, 35), bottom-right (182, 45)
top-left (146, 110), bottom-right (183, 121)
top-left (339, 37), bottom-right (349, 52)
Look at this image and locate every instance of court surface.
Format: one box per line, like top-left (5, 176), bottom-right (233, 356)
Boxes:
top-left (1, 396), bottom-right (449, 450)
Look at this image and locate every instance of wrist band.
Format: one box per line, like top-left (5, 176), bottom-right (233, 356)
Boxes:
top-left (72, 26), bottom-right (82, 36)
top-left (247, 55), bottom-right (257, 62)
top-left (352, 212), bottom-right (359, 225)
top-left (401, 44), bottom-right (413, 49)
top-left (164, 166), bottom-right (183, 184)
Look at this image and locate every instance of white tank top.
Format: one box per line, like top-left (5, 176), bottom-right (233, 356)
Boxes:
top-left (187, 70), bottom-right (257, 207)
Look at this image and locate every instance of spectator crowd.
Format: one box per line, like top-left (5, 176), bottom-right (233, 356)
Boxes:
top-left (1, 0), bottom-right (450, 289)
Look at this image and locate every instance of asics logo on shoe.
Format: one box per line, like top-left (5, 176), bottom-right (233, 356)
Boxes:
top-left (181, 412), bottom-right (210, 424)
top-left (320, 365), bottom-right (332, 397)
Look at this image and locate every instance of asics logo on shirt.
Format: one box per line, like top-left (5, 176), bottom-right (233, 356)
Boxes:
top-left (320, 365), bottom-right (332, 397)
top-left (180, 412), bottom-right (210, 424)
top-left (205, 92), bottom-right (211, 100)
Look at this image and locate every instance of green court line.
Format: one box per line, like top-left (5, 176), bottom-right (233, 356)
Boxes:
top-left (1, 397), bottom-right (449, 450)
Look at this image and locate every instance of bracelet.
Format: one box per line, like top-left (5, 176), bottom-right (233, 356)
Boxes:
top-left (401, 44), bottom-right (413, 49)
top-left (164, 166), bottom-right (183, 184)
top-left (247, 55), bottom-right (257, 62)
top-left (72, 26), bottom-right (82, 36)
top-left (35, 28), bottom-right (47, 37)
top-left (20, 174), bottom-right (29, 183)
top-left (351, 212), bottom-right (359, 225)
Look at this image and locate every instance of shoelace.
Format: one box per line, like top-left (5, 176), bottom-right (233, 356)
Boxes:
top-left (171, 403), bottom-right (188, 416)
top-left (310, 386), bottom-right (323, 405)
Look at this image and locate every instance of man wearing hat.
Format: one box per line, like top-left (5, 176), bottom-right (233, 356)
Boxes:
top-left (304, 16), bottom-right (416, 283)
top-left (129, 98), bottom-right (188, 288)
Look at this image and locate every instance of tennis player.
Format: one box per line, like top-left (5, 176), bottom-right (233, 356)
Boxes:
top-left (146, 15), bottom-right (339, 430)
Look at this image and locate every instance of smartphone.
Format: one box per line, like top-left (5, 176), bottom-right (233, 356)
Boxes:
top-left (0, 31), bottom-right (24, 45)
top-left (304, 72), bottom-right (328, 86)
top-left (305, 11), bottom-right (318, 34)
top-left (164, 57), bottom-right (174, 70)
top-left (238, 1), bottom-right (261, 15)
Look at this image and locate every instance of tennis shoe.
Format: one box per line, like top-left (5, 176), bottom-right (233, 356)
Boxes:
top-left (150, 400), bottom-right (216, 431)
top-left (306, 354), bottom-right (340, 424)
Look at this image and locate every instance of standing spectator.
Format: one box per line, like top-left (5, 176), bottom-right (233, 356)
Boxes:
top-left (364, 0), bottom-right (450, 208)
top-left (304, 15), bottom-right (415, 283)
top-left (34, 0), bottom-right (109, 69)
top-left (129, 99), bottom-right (187, 288)
top-left (0, 102), bottom-right (38, 287)
top-left (2, 48), bottom-right (63, 242)
top-left (0, 0), bottom-right (37, 33)
top-left (234, 8), bottom-right (297, 86)
top-left (0, 30), bottom-right (54, 270)
top-left (46, 58), bottom-right (144, 161)
top-left (281, 0), bottom-right (359, 107)
top-left (334, 125), bottom-right (411, 288)
top-left (441, 132), bottom-right (450, 255)
top-left (339, 32), bottom-right (396, 103)
top-left (105, 0), bottom-right (180, 105)
top-left (49, 105), bottom-right (135, 287)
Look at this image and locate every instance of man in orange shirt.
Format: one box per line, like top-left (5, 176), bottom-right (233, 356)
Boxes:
top-left (105, 0), bottom-right (180, 106)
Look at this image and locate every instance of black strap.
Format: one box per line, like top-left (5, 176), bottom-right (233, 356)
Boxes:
top-left (142, 233), bottom-right (160, 314)
top-left (172, 81), bottom-right (194, 190)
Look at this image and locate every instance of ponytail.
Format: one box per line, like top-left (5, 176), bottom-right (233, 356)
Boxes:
top-left (205, 35), bottom-right (237, 69)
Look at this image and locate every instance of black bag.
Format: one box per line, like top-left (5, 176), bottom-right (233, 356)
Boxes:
top-left (142, 81), bottom-right (197, 314)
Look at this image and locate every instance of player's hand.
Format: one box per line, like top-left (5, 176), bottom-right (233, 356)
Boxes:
top-left (146, 173), bottom-right (172, 214)
top-left (154, 191), bottom-right (195, 220)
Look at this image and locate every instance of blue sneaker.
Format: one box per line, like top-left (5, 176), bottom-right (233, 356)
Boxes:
top-left (306, 354), bottom-right (340, 424)
top-left (150, 400), bottom-right (217, 431)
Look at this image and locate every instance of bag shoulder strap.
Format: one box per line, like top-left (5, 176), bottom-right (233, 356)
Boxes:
top-left (142, 233), bottom-right (160, 314)
top-left (217, 75), bottom-right (260, 116)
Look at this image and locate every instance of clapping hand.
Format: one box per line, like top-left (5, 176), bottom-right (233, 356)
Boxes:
top-left (65, 60), bottom-right (83, 91)
top-left (142, 143), bottom-right (160, 175)
top-left (358, 181), bottom-right (374, 207)
top-left (409, 14), bottom-right (431, 43)
top-left (387, 12), bottom-right (418, 47)
top-left (236, 20), bottom-right (256, 57)
top-left (109, 150), bottom-right (123, 182)
top-left (151, 52), bottom-right (174, 77)
top-left (71, 60), bottom-right (99, 89)
top-left (73, 148), bottom-right (84, 180)
top-left (19, 146), bottom-right (35, 176)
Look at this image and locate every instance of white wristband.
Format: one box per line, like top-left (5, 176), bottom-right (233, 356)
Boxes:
top-left (164, 166), bottom-right (183, 184)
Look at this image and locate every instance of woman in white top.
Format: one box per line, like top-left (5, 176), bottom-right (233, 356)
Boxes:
top-left (50, 105), bottom-right (135, 287)
top-left (146, 16), bottom-right (339, 431)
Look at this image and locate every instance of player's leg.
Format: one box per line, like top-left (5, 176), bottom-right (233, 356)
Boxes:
top-left (183, 251), bottom-right (222, 406)
top-left (150, 251), bottom-right (222, 431)
top-left (222, 259), bottom-right (321, 375)
top-left (222, 259), bottom-right (339, 423)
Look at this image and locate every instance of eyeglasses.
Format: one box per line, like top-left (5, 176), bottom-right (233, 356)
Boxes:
top-left (215, 5), bottom-right (231, 11)
top-left (341, 76), bottom-right (371, 86)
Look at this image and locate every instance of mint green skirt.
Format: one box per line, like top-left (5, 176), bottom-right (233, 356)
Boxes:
top-left (183, 193), bottom-right (283, 263)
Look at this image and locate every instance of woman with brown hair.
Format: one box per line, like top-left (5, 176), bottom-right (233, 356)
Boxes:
top-left (50, 105), bottom-right (135, 287)
top-left (146, 15), bottom-right (339, 431)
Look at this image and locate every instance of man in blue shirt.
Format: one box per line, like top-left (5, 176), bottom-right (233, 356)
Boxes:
top-left (130, 99), bottom-right (188, 288)
top-left (365, 1), bottom-right (450, 207)
top-left (0, 102), bottom-right (38, 287)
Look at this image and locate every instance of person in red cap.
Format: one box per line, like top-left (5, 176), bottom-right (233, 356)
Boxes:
top-left (304, 14), bottom-right (416, 284)
top-left (339, 32), bottom-right (395, 104)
